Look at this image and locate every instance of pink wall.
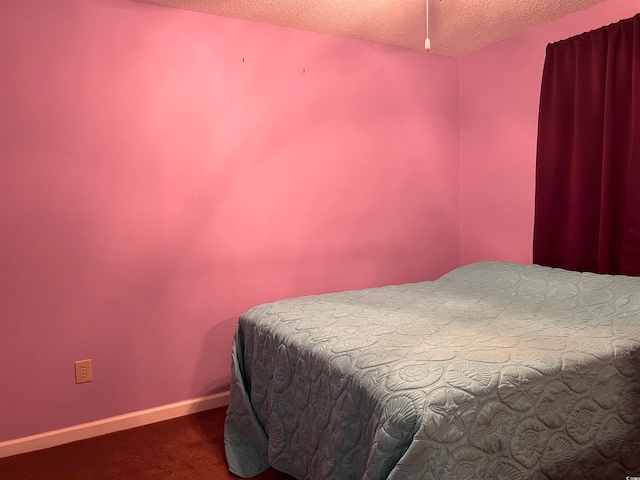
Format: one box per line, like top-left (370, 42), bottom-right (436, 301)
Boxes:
top-left (0, 0), bottom-right (460, 441)
top-left (459, 0), bottom-right (640, 266)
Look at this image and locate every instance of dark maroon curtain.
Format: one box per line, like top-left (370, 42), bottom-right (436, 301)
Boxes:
top-left (533, 14), bottom-right (640, 275)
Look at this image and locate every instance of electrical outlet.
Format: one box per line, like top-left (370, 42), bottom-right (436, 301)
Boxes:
top-left (74, 359), bottom-right (92, 384)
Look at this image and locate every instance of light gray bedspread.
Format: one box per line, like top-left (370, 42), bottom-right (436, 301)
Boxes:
top-left (224, 261), bottom-right (640, 479)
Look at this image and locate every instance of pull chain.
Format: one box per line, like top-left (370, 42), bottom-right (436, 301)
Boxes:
top-left (425, 0), bottom-right (431, 51)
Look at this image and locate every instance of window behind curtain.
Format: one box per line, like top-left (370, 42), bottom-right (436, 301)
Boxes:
top-left (533, 14), bottom-right (640, 275)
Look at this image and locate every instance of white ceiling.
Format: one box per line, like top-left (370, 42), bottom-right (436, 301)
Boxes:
top-left (136, 0), bottom-right (608, 56)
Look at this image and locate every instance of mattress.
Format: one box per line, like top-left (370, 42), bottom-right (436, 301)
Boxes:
top-left (224, 261), bottom-right (640, 479)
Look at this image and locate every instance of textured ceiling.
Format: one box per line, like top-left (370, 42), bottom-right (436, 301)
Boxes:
top-left (137, 0), bottom-right (609, 56)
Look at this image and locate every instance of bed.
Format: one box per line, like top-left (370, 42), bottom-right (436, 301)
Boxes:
top-left (224, 261), bottom-right (640, 479)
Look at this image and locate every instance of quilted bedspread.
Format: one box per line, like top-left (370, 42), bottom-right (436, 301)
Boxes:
top-left (224, 262), bottom-right (640, 479)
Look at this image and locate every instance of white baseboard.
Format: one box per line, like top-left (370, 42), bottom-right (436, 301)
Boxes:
top-left (0, 391), bottom-right (230, 459)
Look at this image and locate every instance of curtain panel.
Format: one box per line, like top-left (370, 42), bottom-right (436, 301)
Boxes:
top-left (533, 14), bottom-right (640, 275)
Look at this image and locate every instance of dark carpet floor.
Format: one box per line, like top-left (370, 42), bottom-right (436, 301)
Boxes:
top-left (0, 407), bottom-right (295, 480)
